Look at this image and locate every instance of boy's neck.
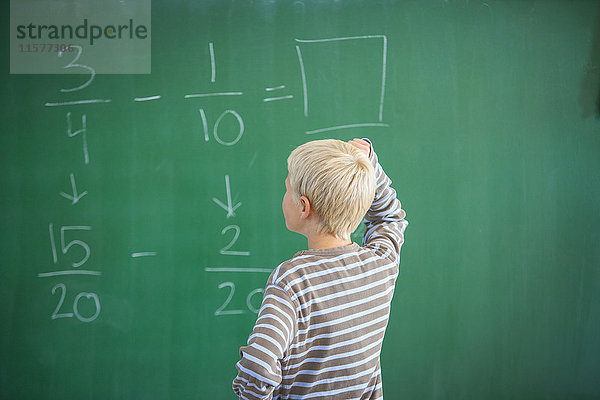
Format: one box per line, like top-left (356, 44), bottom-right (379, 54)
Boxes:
top-left (306, 232), bottom-right (353, 250)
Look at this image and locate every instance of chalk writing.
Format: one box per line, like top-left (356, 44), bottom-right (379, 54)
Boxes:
top-left (134, 95), bottom-right (161, 102)
top-left (212, 175), bottom-right (242, 218)
top-left (41, 58), bottom-right (103, 323)
top-left (209, 42), bottom-right (216, 83)
top-left (59, 173), bottom-right (88, 205)
top-left (220, 225), bottom-right (250, 256)
top-left (66, 112), bottom-right (89, 164)
top-left (295, 35), bottom-right (389, 134)
top-left (131, 252), bottom-right (157, 258)
top-left (198, 109), bottom-right (245, 146)
top-left (51, 283), bottom-right (100, 322)
top-left (215, 282), bottom-right (263, 316)
top-left (48, 224), bottom-right (92, 268)
top-left (58, 45), bottom-right (95, 92)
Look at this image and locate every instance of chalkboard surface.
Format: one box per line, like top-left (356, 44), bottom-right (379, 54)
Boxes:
top-left (2, 1), bottom-right (600, 399)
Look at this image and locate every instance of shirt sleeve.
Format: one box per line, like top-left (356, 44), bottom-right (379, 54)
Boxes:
top-left (232, 283), bottom-right (297, 400)
top-left (362, 139), bottom-right (408, 263)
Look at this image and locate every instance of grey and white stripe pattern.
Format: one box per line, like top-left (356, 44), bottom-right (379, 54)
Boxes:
top-left (233, 146), bottom-right (407, 399)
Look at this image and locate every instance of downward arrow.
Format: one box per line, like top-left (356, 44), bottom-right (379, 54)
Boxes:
top-left (212, 175), bottom-right (241, 218)
top-left (59, 173), bottom-right (88, 205)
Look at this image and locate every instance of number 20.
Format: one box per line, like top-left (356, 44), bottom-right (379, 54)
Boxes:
top-left (51, 283), bottom-right (100, 322)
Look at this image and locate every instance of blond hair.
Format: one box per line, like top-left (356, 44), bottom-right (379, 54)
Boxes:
top-left (287, 139), bottom-right (376, 239)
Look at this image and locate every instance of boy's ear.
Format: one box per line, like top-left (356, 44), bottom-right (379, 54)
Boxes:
top-left (299, 195), bottom-right (311, 219)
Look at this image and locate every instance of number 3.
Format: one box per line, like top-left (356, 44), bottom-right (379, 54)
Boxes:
top-left (58, 45), bottom-right (95, 92)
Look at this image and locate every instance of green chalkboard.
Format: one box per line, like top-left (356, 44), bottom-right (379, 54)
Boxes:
top-left (2, 1), bottom-right (600, 399)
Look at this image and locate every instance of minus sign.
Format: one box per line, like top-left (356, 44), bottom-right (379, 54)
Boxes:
top-left (132, 252), bottom-right (157, 258)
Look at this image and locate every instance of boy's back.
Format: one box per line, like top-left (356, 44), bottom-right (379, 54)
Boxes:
top-left (233, 140), bottom-right (407, 399)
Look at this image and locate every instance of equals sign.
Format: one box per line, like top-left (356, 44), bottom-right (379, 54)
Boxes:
top-left (263, 85), bottom-right (294, 102)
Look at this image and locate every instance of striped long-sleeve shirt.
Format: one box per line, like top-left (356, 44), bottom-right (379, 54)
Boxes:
top-left (233, 145), bottom-right (408, 399)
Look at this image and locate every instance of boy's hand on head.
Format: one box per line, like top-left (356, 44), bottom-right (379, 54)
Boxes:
top-left (348, 138), bottom-right (371, 157)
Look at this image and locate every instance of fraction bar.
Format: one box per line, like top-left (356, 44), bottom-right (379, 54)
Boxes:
top-left (204, 267), bottom-right (272, 273)
top-left (45, 99), bottom-right (112, 107)
top-left (306, 123), bottom-right (390, 135)
top-left (184, 92), bottom-right (243, 99)
top-left (295, 34), bottom-right (387, 43)
top-left (37, 270), bottom-right (102, 278)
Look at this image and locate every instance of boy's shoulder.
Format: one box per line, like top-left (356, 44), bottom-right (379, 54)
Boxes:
top-left (268, 243), bottom-right (373, 292)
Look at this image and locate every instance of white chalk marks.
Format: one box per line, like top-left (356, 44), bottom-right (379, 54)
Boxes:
top-left (134, 95), bottom-right (161, 102)
top-left (209, 42), bottom-right (216, 83)
top-left (306, 123), bottom-right (390, 135)
top-left (214, 282), bottom-right (263, 315)
top-left (58, 45), bottom-right (96, 93)
top-left (295, 35), bottom-right (389, 135)
top-left (42, 57), bottom-right (103, 323)
top-left (264, 95), bottom-right (294, 102)
top-left (264, 84), bottom-right (294, 102)
top-left (219, 225), bottom-right (250, 256)
top-left (295, 45), bottom-right (308, 117)
top-left (184, 92), bottom-right (243, 99)
top-left (205, 267), bottom-right (271, 273)
top-left (263, 94), bottom-right (294, 103)
top-left (131, 252), bottom-right (157, 258)
top-left (66, 112), bottom-right (89, 164)
top-left (39, 35), bottom-right (394, 323)
top-left (47, 224), bottom-right (92, 269)
top-left (213, 175), bottom-right (242, 218)
top-left (265, 85), bottom-right (286, 91)
top-left (199, 109), bottom-right (245, 146)
top-left (59, 173), bottom-right (88, 205)
top-left (38, 270), bottom-right (102, 278)
top-left (45, 99), bottom-right (112, 107)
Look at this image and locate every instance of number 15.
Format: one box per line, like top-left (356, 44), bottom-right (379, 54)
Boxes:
top-left (49, 223), bottom-right (92, 268)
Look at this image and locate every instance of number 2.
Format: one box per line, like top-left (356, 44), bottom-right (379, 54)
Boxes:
top-left (220, 225), bottom-right (250, 256)
top-left (51, 283), bottom-right (73, 319)
top-left (214, 282), bottom-right (243, 316)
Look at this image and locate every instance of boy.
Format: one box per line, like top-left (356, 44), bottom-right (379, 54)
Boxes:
top-left (233, 138), bottom-right (407, 399)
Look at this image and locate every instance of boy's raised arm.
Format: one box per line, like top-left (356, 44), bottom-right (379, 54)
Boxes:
top-left (351, 138), bottom-right (408, 263)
